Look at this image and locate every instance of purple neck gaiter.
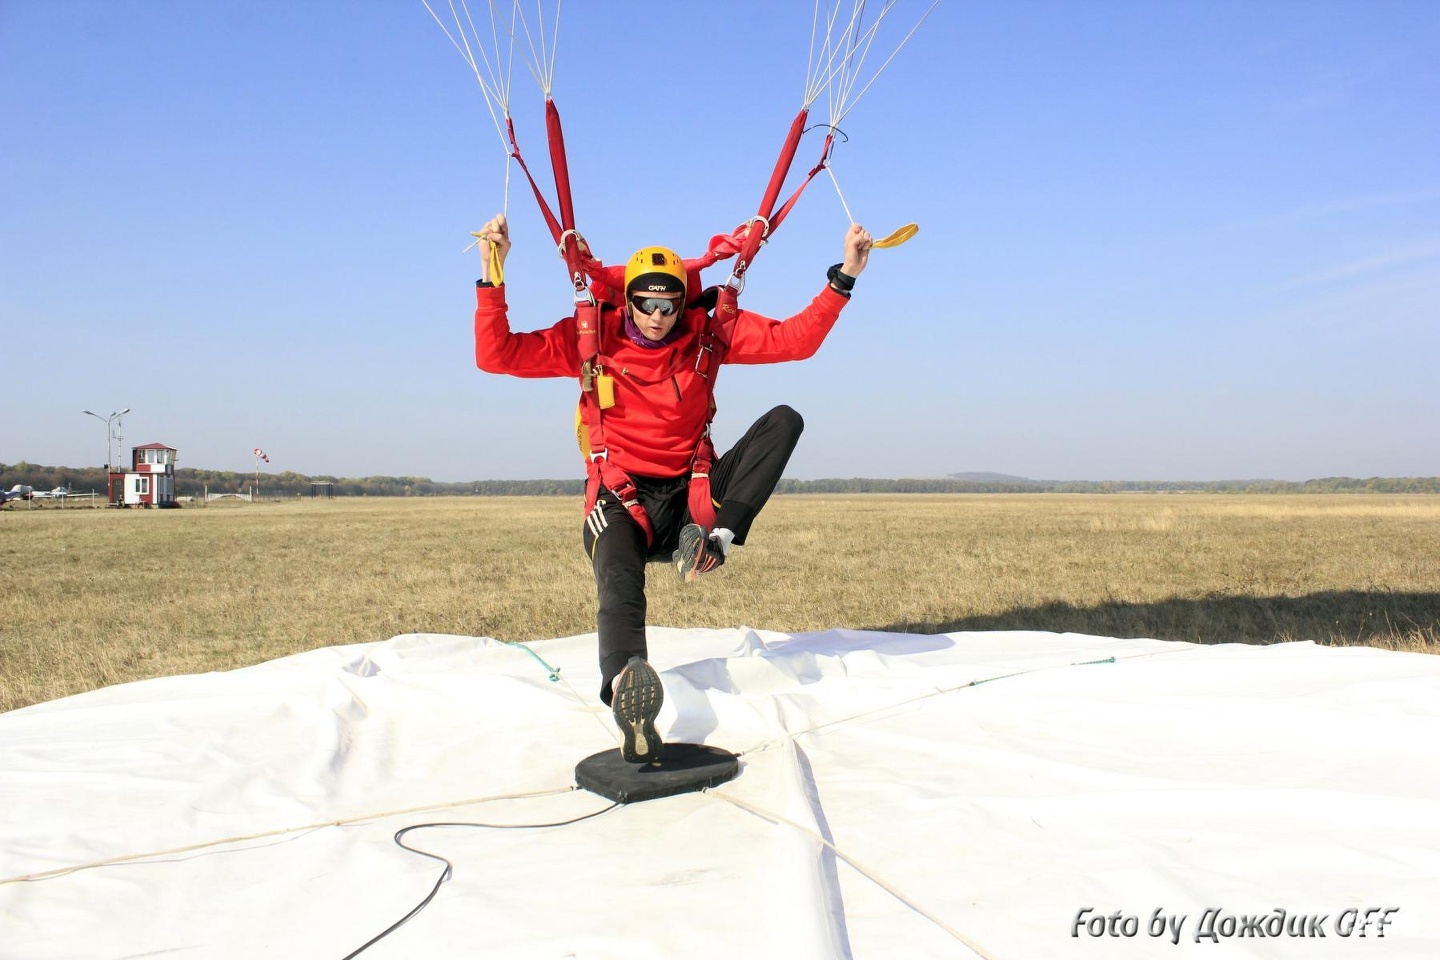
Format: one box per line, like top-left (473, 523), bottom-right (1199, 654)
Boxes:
top-left (623, 309), bottom-right (683, 348)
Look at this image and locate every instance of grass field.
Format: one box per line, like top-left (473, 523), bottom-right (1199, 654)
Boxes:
top-left (2, 494), bottom-right (1437, 713)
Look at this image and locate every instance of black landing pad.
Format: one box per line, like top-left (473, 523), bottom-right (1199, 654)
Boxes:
top-left (575, 743), bottom-right (739, 804)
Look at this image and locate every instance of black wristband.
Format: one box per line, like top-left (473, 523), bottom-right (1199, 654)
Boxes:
top-left (476, 279), bottom-right (497, 288)
top-left (827, 263), bottom-right (856, 295)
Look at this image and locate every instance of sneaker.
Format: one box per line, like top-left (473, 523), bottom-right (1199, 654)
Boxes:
top-left (612, 656), bottom-right (664, 764)
top-left (674, 523), bottom-right (725, 582)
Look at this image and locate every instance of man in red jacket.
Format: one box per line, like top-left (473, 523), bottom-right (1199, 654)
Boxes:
top-left (474, 214), bottom-right (871, 763)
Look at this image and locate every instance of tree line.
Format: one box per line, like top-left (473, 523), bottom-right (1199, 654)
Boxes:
top-left (2, 462), bottom-right (1437, 499)
top-left (774, 476), bottom-right (1440, 494)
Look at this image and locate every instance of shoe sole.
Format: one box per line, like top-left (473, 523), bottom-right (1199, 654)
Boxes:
top-left (613, 657), bottom-right (664, 764)
top-left (673, 523), bottom-right (706, 583)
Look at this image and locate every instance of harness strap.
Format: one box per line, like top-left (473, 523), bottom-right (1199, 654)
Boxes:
top-left (573, 301), bottom-right (653, 546)
top-left (576, 300), bottom-right (601, 389)
top-left (556, 104), bottom-right (821, 546)
top-left (744, 109), bottom-right (809, 260)
top-left (687, 110), bottom-right (824, 464)
top-left (768, 131), bottom-right (834, 237)
top-left (578, 383), bottom-right (656, 547)
top-left (505, 109), bottom-right (605, 296)
top-left (686, 432), bottom-right (718, 532)
top-left (706, 288), bottom-right (742, 361)
top-left (577, 305), bottom-right (720, 547)
top-left (685, 297), bottom-right (731, 535)
top-left (509, 100), bottom-right (661, 545)
top-left (505, 115), bottom-right (564, 244)
top-left (725, 108), bottom-right (817, 296)
top-left (546, 100), bottom-right (579, 249)
top-left (586, 457), bottom-right (656, 548)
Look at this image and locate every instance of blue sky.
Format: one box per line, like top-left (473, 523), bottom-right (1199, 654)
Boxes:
top-left (2, 1), bottom-right (1436, 482)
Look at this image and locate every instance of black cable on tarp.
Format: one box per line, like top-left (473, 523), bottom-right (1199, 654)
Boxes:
top-left (340, 801), bottom-right (620, 959)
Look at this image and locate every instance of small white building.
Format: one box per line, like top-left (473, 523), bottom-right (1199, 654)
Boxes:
top-left (111, 443), bottom-right (178, 507)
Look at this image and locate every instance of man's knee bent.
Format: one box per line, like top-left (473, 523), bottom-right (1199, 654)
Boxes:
top-left (766, 404), bottom-right (804, 440)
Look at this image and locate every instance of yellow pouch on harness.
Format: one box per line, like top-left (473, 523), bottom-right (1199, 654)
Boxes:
top-left (574, 375), bottom-right (617, 458)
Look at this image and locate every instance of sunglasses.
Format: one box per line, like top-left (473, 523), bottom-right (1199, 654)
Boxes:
top-left (629, 294), bottom-right (683, 318)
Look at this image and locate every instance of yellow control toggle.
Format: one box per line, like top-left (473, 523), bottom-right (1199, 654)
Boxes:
top-left (872, 222), bottom-right (919, 249)
top-left (470, 230), bottom-right (506, 285)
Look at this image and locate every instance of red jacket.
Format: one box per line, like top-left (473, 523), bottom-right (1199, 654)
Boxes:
top-left (475, 284), bottom-right (848, 477)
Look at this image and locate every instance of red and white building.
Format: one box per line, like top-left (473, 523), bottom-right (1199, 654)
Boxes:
top-left (109, 443), bottom-right (178, 507)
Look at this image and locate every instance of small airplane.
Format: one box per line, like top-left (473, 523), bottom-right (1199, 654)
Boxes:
top-left (31, 487), bottom-right (70, 500)
top-left (2, 485), bottom-right (35, 503)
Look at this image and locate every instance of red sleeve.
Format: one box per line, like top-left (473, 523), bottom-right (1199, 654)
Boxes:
top-left (724, 286), bottom-right (849, 365)
top-left (473, 283), bottom-right (580, 379)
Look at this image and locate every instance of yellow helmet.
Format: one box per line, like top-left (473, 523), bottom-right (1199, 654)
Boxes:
top-left (624, 246), bottom-right (687, 300)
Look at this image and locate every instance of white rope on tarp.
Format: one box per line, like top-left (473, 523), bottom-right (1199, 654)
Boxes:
top-left (0, 785), bottom-right (579, 886)
top-left (708, 789), bottom-right (999, 959)
top-left (701, 654), bottom-right (1184, 960)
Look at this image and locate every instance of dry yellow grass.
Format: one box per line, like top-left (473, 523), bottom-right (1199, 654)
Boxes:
top-left (2, 494), bottom-right (1437, 712)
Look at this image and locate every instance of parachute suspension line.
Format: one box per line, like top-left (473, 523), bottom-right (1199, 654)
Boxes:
top-left (838, 0), bottom-right (877, 103)
top-left (831, 1), bottom-right (889, 125)
top-left (793, 1), bottom-right (936, 248)
top-left (488, 0), bottom-right (520, 218)
top-left (804, 0), bottom-right (856, 107)
top-left (831, 0), bottom-right (939, 126)
top-left (545, 0), bottom-right (564, 93)
top-left (822, 2), bottom-right (890, 121)
top-left (467, 0), bottom-right (582, 280)
top-left (426, 0), bottom-right (526, 258)
top-left (803, 1), bottom-right (938, 125)
top-left (424, 0), bottom-right (565, 151)
top-left (479, 0), bottom-right (524, 119)
top-left (420, 0), bottom-right (512, 156)
top-left (826, 164), bottom-right (857, 225)
top-left (499, 0), bottom-right (561, 95)
top-left (803, 0), bottom-right (848, 108)
top-left (804, 0), bottom-right (872, 109)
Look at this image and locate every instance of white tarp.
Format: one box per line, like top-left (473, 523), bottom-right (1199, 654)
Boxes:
top-left (2, 628), bottom-right (1438, 959)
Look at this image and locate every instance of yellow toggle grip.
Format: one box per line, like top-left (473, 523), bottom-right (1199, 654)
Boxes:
top-left (872, 222), bottom-right (919, 249)
top-left (470, 231), bottom-right (506, 285)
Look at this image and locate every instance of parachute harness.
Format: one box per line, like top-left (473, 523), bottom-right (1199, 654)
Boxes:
top-left (431, 0), bottom-right (936, 542)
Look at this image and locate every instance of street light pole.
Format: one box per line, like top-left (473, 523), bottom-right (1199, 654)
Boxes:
top-left (83, 407), bottom-right (131, 486)
top-left (115, 410), bottom-right (128, 470)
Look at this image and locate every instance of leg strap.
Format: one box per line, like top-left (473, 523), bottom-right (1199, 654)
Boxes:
top-left (687, 434), bottom-right (718, 532)
top-left (587, 460), bottom-right (655, 549)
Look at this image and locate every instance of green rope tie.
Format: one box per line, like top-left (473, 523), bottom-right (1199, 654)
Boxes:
top-left (506, 641), bottom-right (561, 682)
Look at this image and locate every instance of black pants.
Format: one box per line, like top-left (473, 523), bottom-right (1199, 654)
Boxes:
top-left (581, 404), bottom-right (803, 704)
